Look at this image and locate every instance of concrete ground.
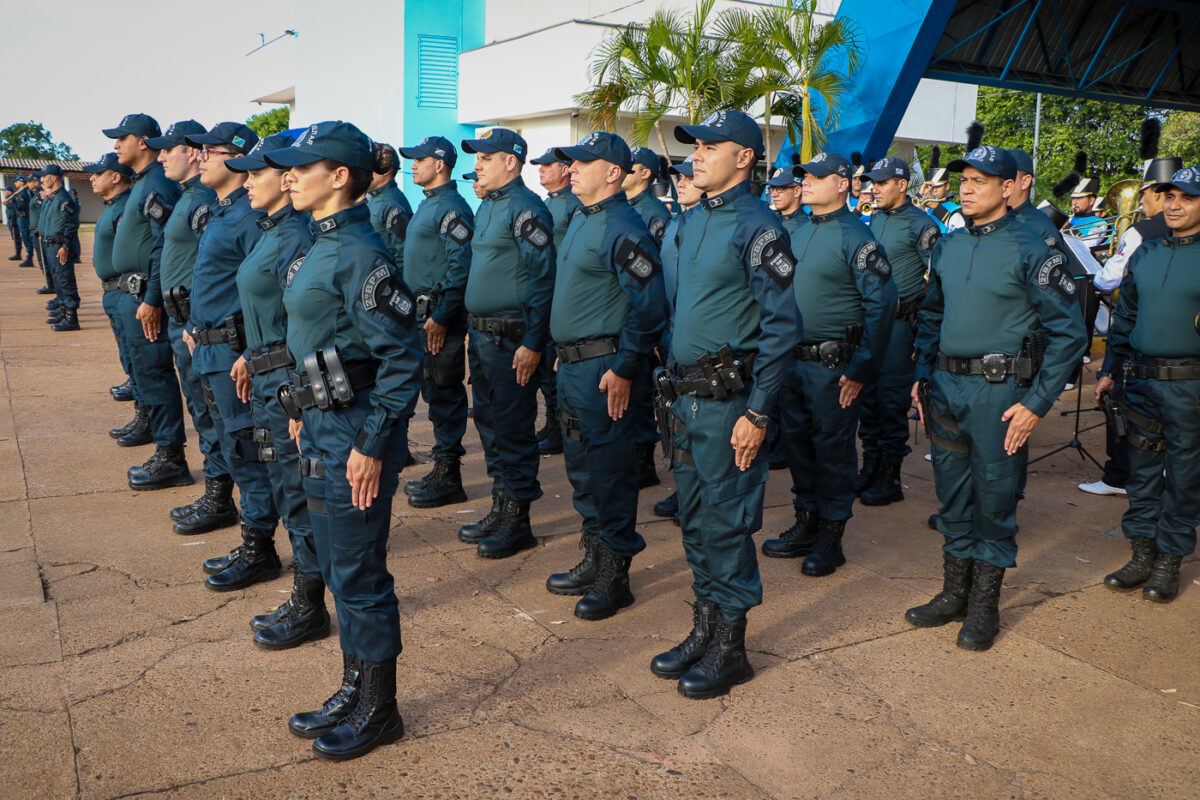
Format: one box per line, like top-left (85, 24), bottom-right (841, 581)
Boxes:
top-left (0, 234), bottom-right (1197, 800)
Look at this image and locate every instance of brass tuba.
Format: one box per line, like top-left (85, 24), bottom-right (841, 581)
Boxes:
top-left (1103, 178), bottom-right (1144, 257)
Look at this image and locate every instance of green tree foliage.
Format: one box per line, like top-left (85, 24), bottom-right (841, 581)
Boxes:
top-left (246, 107), bottom-right (290, 139)
top-left (0, 122), bottom-right (77, 160)
top-left (1159, 111), bottom-right (1200, 168)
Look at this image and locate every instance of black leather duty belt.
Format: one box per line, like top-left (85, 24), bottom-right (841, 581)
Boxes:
top-left (665, 357), bottom-right (755, 398)
top-left (100, 277), bottom-right (121, 292)
top-left (276, 350), bottom-right (378, 420)
top-left (117, 272), bottom-right (149, 298)
top-left (556, 336), bottom-right (619, 364)
top-left (936, 353), bottom-right (1023, 382)
top-left (245, 343), bottom-right (294, 378)
top-left (793, 341), bottom-right (856, 368)
top-left (193, 314), bottom-right (245, 351)
top-left (467, 314), bottom-right (526, 342)
top-left (1128, 357), bottom-right (1200, 381)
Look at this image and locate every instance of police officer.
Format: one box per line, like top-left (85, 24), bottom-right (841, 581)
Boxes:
top-left (147, 121), bottom-right (236, 534)
top-left (225, 133), bottom-right (325, 647)
top-left (104, 113), bottom-right (192, 490)
top-left (463, 170), bottom-right (485, 200)
top-left (856, 156), bottom-right (939, 506)
top-left (28, 174), bottom-right (51, 294)
top-left (179, 122), bottom-right (282, 592)
top-left (849, 152), bottom-right (865, 212)
top-left (9, 176), bottom-right (34, 267)
top-left (454, 128), bottom-right (556, 558)
top-left (529, 147), bottom-right (583, 456)
top-left (650, 110), bottom-right (799, 698)
top-left (267, 121), bottom-right (423, 760)
top-left (625, 147), bottom-right (672, 245)
top-left (908, 145), bottom-right (1086, 651)
top-left (397, 135), bottom-right (474, 508)
top-left (766, 166), bottom-right (807, 233)
top-left (39, 164), bottom-right (82, 331)
top-left (2, 185), bottom-right (20, 261)
top-left (365, 143), bottom-right (412, 267)
top-left (542, 132), bottom-right (668, 620)
top-left (1097, 166), bottom-right (1200, 604)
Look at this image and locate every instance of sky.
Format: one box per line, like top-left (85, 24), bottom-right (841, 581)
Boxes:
top-left (1, 0), bottom-right (297, 160)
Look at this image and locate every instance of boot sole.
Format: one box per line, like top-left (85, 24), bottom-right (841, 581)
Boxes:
top-left (1103, 577), bottom-right (1148, 591)
top-left (650, 664), bottom-right (692, 680)
top-left (760, 548), bottom-right (810, 559)
top-left (407, 489), bottom-right (468, 509)
top-left (311, 717), bottom-right (405, 761)
top-left (677, 665), bottom-right (755, 699)
top-left (905, 611), bottom-right (965, 628)
top-left (116, 436), bottom-right (155, 448)
top-left (574, 591), bottom-right (634, 621)
top-left (129, 474), bottom-right (195, 491)
top-left (252, 620), bottom-right (331, 650)
top-left (205, 567), bottom-right (282, 592)
top-left (173, 513), bottom-right (240, 535)
top-left (956, 635), bottom-right (996, 651)
top-left (546, 583), bottom-right (590, 597)
top-left (802, 559), bottom-right (846, 577)
top-left (457, 530), bottom-right (493, 544)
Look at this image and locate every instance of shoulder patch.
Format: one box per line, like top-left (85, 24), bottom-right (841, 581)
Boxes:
top-left (190, 205), bottom-right (210, 236)
top-left (285, 256), bottom-right (305, 287)
top-left (615, 234), bottom-right (658, 286)
top-left (439, 210), bottom-right (472, 245)
top-left (1036, 252), bottom-right (1076, 298)
top-left (855, 240), bottom-right (891, 278)
top-left (360, 263), bottom-right (416, 328)
top-left (143, 192), bottom-right (167, 223)
top-left (918, 226), bottom-right (940, 252)
top-left (60, 199), bottom-right (76, 215)
top-left (385, 207), bottom-right (409, 241)
top-left (748, 228), bottom-right (796, 290)
top-left (514, 209), bottom-right (551, 251)
top-left (648, 217), bottom-right (666, 242)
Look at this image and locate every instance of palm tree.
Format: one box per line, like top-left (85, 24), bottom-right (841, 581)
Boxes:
top-left (718, 0), bottom-right (864, 165)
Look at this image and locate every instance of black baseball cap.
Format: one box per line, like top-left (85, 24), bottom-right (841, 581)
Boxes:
top-left (799, 152), bottom-right (852, 179)
top-left (462, 171), bottom-right (479, 181)
top-left (145, 120), bottom-right (207, 150)
top-left (554, 132), bottom-right (633, 173)
top-left (1008, 148), bottom-right (1034, 175)
top-left (948, 145), bottom-right (1017, 180)
top-left (864, 156), bottom-right (911, 183)
top-left (84, 152), bottom-right (134, 178)
top-left (265, 121), bottom-right (375, 172)
top-left (675, 110), bottom-right (764, 159)
top-left (1154, 165), bottom-right (1200, 196)
top-left (669, 156), bottom-right (694, 178)
top-left (764, 166), bottom-right (800, 188)
top-left (630, 146), bottom-right (660, 177)
top-left (399, 136), bottom-right (457, 168)
top-left (461, 128), bottom-right (528, 160)
top-left (226, 132), bottom-right (297, 172)
top-left (530, 148), bottom-right (568, 166)
top-left (103, 113), bottom-right (161, 140)
top-left (185, 121), bottom-right (259, 155)
top-left (41, 164), bottom-right (64, 177)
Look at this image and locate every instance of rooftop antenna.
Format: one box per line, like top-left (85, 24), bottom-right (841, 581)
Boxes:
top-left (246, 30), bottom-right (298, 57)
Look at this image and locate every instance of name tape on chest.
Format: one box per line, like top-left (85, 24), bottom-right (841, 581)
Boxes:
top-left (1036, 252), bottom-right (1076, 298)
top-left (285, 256), bottom-right (305, 287)
top-left (615, 234), bottom-right (658, 286)
top-left (191, 205), bottom-right (211, 236)
top-left (143, 192), bottom-right (168, 223)
top-left (514, 209), bottom-right (551, 251)
top-left (385, 207), bottom-right (409, 241)
top-left (440, 210), bottom-right (472, 245)
top-left (855, 240), bottom-right (891, 278)
top-left (749, 228), bottom-right (796, 290)
top-left (361, 263), bottom-right (416, 328)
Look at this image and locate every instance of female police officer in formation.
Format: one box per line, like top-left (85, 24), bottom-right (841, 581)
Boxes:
top-left (265, 122), bottom-right (423, 761)
top-left (224, 133), bottom-right (325, 650)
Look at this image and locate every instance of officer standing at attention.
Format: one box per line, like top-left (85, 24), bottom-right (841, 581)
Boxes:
top-left (9, 176), bottom-right (34, 267)
top-left (542, 132), bottom-right (668, 620)
top-left (455, 128), bottom-right (556, 559)
top-left (650, 110), bottom-right (799, 699)
top-left (267, 121), bottom-right (423, 760)
top-left (2, 185), bottom-right (20, 261)
top-left (226, 133), bottom-right (326, 648)
top-left (148, 121), bottom-right (236, 535)
top-left (180, 122), bottom-right (283, 593)
top-left (28, 174), bottom-right (50, 292)
top-left (625, 147), bottom-right (673, 246)
top-left (766, 166), bottom-right (807, 233)
top-left (104, 113), bottom-right (191, 491)
top-left (37, 165), bottom-right (82, 331)
top-left (529, 147), bottom-right (582, 456)
top-left (463, 170), bottom-right (485, 200)
top-left (365, 143), bottom-right (413, 268)
top-left (855, 156), bottom-right (939, 507)
top-left (397, 135), bottom-right (474, 509)
top-left (761, 153), bottom-right (896, 573)
top-left (1097, 166), bottom-right (1200, 604)
top-left (908, 145), bottom-right (1085, 651)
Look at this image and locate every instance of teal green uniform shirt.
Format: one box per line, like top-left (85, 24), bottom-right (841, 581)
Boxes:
top-left (789, 205), bottom-right (898, 383)
top-left (38, 187), bottom-right (79, 257)
top-left (915, 209), bottom-right (1088, 416)
top-left (549, 191), bottom-right (668, 379)
top-left (778, 209), bottom-right (809, 239)
top-left (544, 187), bottom-right (583, 251)
top-left (366, 181), bottom-right (413, 268)
top-left (159, 176), bottom-right (216, 293)
top-left (93, 188), bottom-right (131, 281)
top-left (237, 204), bottom-right (314, 352)
top-left (112, 161), bottom-right (182, 307)
top-left (629, 189), bottom-right (672, 246)
top-left (1104, 234), bottom-right (1200, 364)
top-left (28, 194), bottom-right (41, 232)
top-left (463, 175), bottom-right (557, 351)
top-left (667, 180), bottom-right (800, 414)
top-left (401, 181), bottom-right (474, 327)
top-left (869, 202), bottom-right (939, 298)
top-left (282, 203), bottom-right (423, 459)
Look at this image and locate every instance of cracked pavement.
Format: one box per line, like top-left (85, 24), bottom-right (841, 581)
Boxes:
top-left (0, 234), bottom-right (1197, 800)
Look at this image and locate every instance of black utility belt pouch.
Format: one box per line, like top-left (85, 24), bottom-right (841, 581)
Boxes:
top-left (467, 314), bottom-right (526, 343)
top-left (1127, 356), bottom-right (1200, 381)
top-left (665, 345), bottom-right (756, 400)
top-left (100, 277), bottom-right (121, 293)
top-left (245, 343), bottom-right (294, 378)
top-left (556, 336), bottom-right (619, 364)
top-left (276, 347), bottom-right (378, 420)
top-left (1099, 390), bottom-right (1127, 439)
top-left (298, 456), bottom-right (325, 478)
top-left (415, 288), bottom-right (440, 320)
top-left (118, 272), bottom-right (149, 298)
top-left (162, 286), bottom-right (191, 325)
top-left (253, 427), bottom-right (276, 462)
top-left (193, 314), bottom-right (245, 352)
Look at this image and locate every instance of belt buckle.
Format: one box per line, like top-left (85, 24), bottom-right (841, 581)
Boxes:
top-left (128, 274), bottom-right (144, 296)
top-left (981, 354), bottom-right (1007, 382)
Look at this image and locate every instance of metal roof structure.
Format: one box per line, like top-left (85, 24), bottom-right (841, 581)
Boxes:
top-left (926, 0), bottom-right (1200, 111)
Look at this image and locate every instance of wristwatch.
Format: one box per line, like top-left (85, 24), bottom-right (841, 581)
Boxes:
top-left (743, 409), bottom-right (769, 429)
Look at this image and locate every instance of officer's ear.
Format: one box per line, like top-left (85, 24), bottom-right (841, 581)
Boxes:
top-left (733, 145), bottom-right (756, 171)
top-left (836, 175), bottom-right (850, 195)
top-left (1001, 178), bottom-right (1015, 200)
top-left (136, 137), bottom-right (149, 153)
top-left (897, 178), bottom-right (909, 195)
top-left (504, 153), bottom-right (520, 172)
top-left (606, 163), bottom-right (624, 186)
top-left (185, 146), bottom-right (202, 166)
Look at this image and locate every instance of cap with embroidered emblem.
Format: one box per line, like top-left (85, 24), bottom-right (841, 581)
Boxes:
top-left (669, 156), bottom-right (694, 178)
top-left (798, 152), bottom-right (852, 179)
top-left (398, 136), bottom-right (457, 168)
top-left (864, 156), bottom-right (911, 183)
top-left (554, 132), bottom-right (633, 173)
top-left (675, 110), bottom-right (764, 159)
top-left (102, 113), bottom-right (161, 140)
top-left (629, 146), bottom-right (661, 177)
top-left (226, 132), bottom-right (298, 173)
top-left (530, 148), bottom-right (569, 166)
top-left (948, 145), bottom-right (1016, 180)
top-left (40, 164), bottom-right (64, 177)
top-left (461, 128), bottom-right (528, 160)
top-left (264, 121), bottom-right (375, 172)
top-left (145, 120), bottom-right (207, 151)
top-left (84, 152), bottom-right (134, 178)
top-left (185, 121), bottom-right (260, 155)
top-left (765, 167), bottom-right (800, 188)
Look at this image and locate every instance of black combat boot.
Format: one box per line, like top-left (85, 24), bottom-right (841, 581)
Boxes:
top-left (956, 561), bottom-right (1005, 651)
top-left (650, 600), bottom-right (719, 679)
top-left (653, 491), bottom-right (678, 518)
top-left (677, 617), bottom-right (754, 699)
top-left (855, 449), bottom-right (882, 495)
top-left (407, 457), bottom-right (468, 508)
top-left (110, 405), bottom-right (148, 440)
top-left (403, 469), bottom-right (431, 495)
top-left (36, 285), bottom-right (54, 295)
top-left (45, 299), bottom-right (60, 311)
top-left (860, 456), bottom-right (904, 506)
top-left (289, 653), bottom-right (362, 738)
top-left (458, 488), bottom-right (503, 544)
top-left (110, 378), bottom-right (133, 402)
top-left (761, 507), bottom-right (818, 559)
top-left (19, 257), bottom-right (33, 267)
top-left (545, 532), bottom-right (598, 596)
top-left (204, 525), bottom-right (281, 591)
top-left (172, 475), bottom-right (239, 535)
top-left (537, 409), bottom-right (563, 456)
top-left (1143, 552), bottom-right (1184, 603)
top-left (127, 445), bottom-right (193, 491)
top-left (635, 443), bottom-right (660, 488)
top-left (254, 570), bottom-right (330, 649)
top-left (1104, 536), bottom-right (1158, 590)
top-left (202, 543), bottom-right (242, 576)
top-left (574, 544), bottom-right (634, 620)
top-left (801, 518), bottom-right (847, 577)
top-left (51, 307), bottom-right (80, 332)
top-left (905, 552), bottom-right (972, 627)
top-left (116, 406), bottom-right (153, 447)
top-left (46, 308), bottom-right (65, 324)
top-left (477, 497), bottom-right (537, 559)
top-left (171, 475), bottom-right (233, 521)
top-left (312, 658), bottom-right (404, 761)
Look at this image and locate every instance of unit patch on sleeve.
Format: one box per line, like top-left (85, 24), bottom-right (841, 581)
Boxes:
top-left (854, 240), bottom-right (891, 278)
top-left (615, 235), bottom-right (658, 286)
top-left (918, 226), bottom-right (940, 253)
top-left (361, 263), bottom-right (416, 327)
top-left (1036, 252), bottom-right (1076, 298)
top-left (514, 209), bottom-right (550, 250)
top-left (440, 210), bottom-right (472, 245)
top-left (748, 228), bottom-right (797, 290)
top-left (143, 193), bottom-right (167, 223)
top-left (190, 205), bottom-right (211, 236)
top-left (385, 207), bottom-right (409, 242)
